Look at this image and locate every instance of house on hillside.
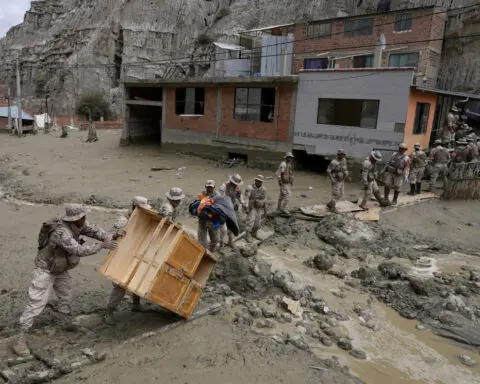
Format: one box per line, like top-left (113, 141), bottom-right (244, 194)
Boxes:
top-left (292, 6), bottom-right (446, 87)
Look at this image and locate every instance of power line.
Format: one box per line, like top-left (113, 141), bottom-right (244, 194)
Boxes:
top-left (4, 3), bottom-right (480, 71)
top-left (12, 32), bottom-right (480, 71)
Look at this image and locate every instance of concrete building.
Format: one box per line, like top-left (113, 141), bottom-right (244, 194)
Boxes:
top-left (291, 6), bottom-right (446, 87)
top-left (122, 77), bottom-right (298, 167)
top-left (293, 68), bottom-right (437, 159)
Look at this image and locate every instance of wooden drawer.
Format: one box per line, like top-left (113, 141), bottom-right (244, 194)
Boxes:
top-left (147, 265), bottom-right (190, 310)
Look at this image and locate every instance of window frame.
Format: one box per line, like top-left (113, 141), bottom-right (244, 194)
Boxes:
top-left (175, 87), bottom-right (205, 115)
top-left (306, 22), bottom-right (332, 39)
top-left (316, 98), bottom-right (380, 129)
top-left (304, 58), bottom-right (329, 70)
top-left (234, 87), bottom-right (276, 123)
top-left (412, 102), bottom-right (431, 135)
top-left (344, 18), bottom-right (373, 37)
top-left (394, 12), bottom-right (413, 32)
top-left (353, 54), bottom-right (374, 68)
top-left (388, 52), bottom-right (419, 68)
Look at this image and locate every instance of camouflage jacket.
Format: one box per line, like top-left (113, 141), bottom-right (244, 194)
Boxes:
top-left (35, 221), bottom-right (108, 274)
top-left (159, 202), bottom-right (179, 221)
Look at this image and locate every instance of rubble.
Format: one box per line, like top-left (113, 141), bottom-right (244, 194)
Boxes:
top-left (458, 355), bottom-right (477, 367)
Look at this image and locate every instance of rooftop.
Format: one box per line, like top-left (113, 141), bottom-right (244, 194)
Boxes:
top-left (299, 67), bottom-right (416, 73)
top-left (0, 106), bottom-right (35, 121)
top-left (124, 76), bottom-right (298, 87)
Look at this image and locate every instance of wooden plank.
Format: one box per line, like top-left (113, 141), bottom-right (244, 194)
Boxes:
top-left (355, 207), bottom-right (381, 222)
top-left (128, 222), bottom-right (174, 295)
top-left (300, 200), bottom-right (363, 218)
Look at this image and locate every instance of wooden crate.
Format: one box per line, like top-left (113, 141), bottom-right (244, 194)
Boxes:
top-left (99, 207), bottom-right (217, 318)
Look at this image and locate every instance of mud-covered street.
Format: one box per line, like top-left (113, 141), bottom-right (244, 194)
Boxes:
top-left (0, 130), bottom-right (479, 384)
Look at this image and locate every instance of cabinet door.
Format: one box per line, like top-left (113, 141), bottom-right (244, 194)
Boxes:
top-left (177, 282), bottom-right (202, 319)
top-left (147, 265), bottom-right (189, 312)
top-left (166, 233), bottom-right (205, 278)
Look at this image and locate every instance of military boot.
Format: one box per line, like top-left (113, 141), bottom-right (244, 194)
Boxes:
top-left (407, 184), bottom-right (416, 196)
top-left (359, 197), bottom-right (368, 210)
top-left (252, 230), bottom-right (262, 241)
top-left (245, 232), bottom-right (253, 243)
top-left (416, 182), bottom-right (422, 195)
top-left (326, 200), bottom-right (339, 214)
top-left (374, 191), bottom-right (389, 207)
top-left (13, 332), bottom-right (31, 357)
top-left (392, 191), bottom-right (400, 205)
top-left (103, 308), bottom-right (116, 325)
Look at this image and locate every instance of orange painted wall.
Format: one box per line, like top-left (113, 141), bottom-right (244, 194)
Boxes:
top-left (404, 88), bottom-right (437, 151)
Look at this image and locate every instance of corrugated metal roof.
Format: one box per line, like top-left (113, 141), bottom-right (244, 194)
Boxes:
top-left (240, 23), bottom-right (294, 34)
top-left (0, 106), bottom-right (35, 120)
top-left (413, 86), bottom-right (480, 100)
top-left (213, 42), bottom-right (244, 51)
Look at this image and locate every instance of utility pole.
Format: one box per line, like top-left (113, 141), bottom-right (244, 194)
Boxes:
top-left (7, 83), bottom-right (12, 132)
top-left (15, 57), bottom-right (23, 136)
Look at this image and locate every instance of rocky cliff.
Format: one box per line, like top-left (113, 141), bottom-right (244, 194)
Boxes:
top-left (0, 0), bottom-right (477, 118)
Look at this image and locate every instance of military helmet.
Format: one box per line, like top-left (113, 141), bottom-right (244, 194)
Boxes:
top-left (451, 105), bottom-right (459, 112)
top-left (205, 179), bottom-right (215, 188)
top-left (337, 148), bottom-right (346, 156)
top-left (284, 152), bottom-right (294, 159)
top-left (398, 143), bottom-right (408, 150)
top-left (414, 142), bottom-right (421, 149)
top-left (370, 150), bottom-right (382, 162)
top-left (434, 139), bottom-right (442, 145)
top-left (254, 174), bottom-right (265, 182)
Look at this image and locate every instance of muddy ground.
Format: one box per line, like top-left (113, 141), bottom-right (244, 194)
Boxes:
top-left (0, 130), bottom-right (479, 384)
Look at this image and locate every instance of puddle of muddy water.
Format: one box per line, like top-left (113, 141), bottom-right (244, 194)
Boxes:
top-left (256, 246), bottom-right (480, 384)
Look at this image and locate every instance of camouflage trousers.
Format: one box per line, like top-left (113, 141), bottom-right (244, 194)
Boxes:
top-left (220, 224), bottom-right (235, 246)
top-left (408, 167), bottom-right (425, 184)
top-left (19, 268), bottom-right (72, 331)
top-left (331, 180), bottom-right (344, 202)
top-left (384, 172), bottom-right (403, 191)
top-left (431, 163), bottom-right (448, 189)
top-left (361, 180), bottom-right (380, 205)
top-left (198, 218), bottom-right (220, 251)
top-left (107, 284), bottom-right (140, 310)
top-left (246, 207), bottom-right (264, 234)
top-left (277, 184), bottom-right (291, 212)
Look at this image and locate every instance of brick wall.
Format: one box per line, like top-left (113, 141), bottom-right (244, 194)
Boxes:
top-left (163, 86), bottom-right (293, 143)
top-left (219, 87), bottom-right (291, 141)
top-left (80, 121), bottom-right (123, 130)
top-left (164, 88), bottom-right (217, 133)
top-left (293, 7), bottom-right (445, 85)
top-left (56, 115), bottom-right (82, 127)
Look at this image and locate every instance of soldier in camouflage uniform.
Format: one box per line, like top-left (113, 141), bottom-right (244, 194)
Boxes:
top-left (465, 135), bottom-right (479, 162)
top-left (219, 174), bottom-right (244, 248)
top-left (453, 139), bottom-right (469, 163)
top-left (276, 152), bottom-right (294, 215)
top-left (408, 143), bottom-right (427, 195)
top-left (443, 105), bottom-right (459, 148)
top-left (244, 175), bottom-right (267, 243)
top-left (14, 204), bottom-right (115, 356)
top-left (359, 151), bottom-right (386, 210)
top-left (429, 139), bottom-right (451, 193)
top-left (104, 197), bottom-right (151, 325)
top-left (383, 143), bottom-right (410, 205)
top-left (326, 149), bottom-right (349, 213)
top-left (159, 188), bottom-right (185, 221)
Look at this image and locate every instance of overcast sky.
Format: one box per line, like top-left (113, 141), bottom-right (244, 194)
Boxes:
top-left (0, 0), bottom-right (30, 38)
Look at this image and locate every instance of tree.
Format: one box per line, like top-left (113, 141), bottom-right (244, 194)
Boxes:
top-left (76, 92), bottom-right (110, 121)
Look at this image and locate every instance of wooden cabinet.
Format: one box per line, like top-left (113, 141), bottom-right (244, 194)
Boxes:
top-left (99, 206), bottom-right (217, 318)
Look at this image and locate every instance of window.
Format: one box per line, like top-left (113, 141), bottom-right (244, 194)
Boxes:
top-left (344, 18), bottom-right (373, 37)
top-left (413, 103), bottom-right (430, 135)
top-left (353, 55), bottom-right (374, 68)
top-left (388, 52), bottom-right (419, 68)
top-left (307, 23), bottom-right (332, 39)
top-left (317, 98), bottom-right (379, 129)
top-left (304, 58), bottom-right (329, 70)
top-left (234, 88), bottom-right (275, 122)
top-left (395, 13), bottom-right (412, 32)
top-left (175, 88), bottom-right (205, 115)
